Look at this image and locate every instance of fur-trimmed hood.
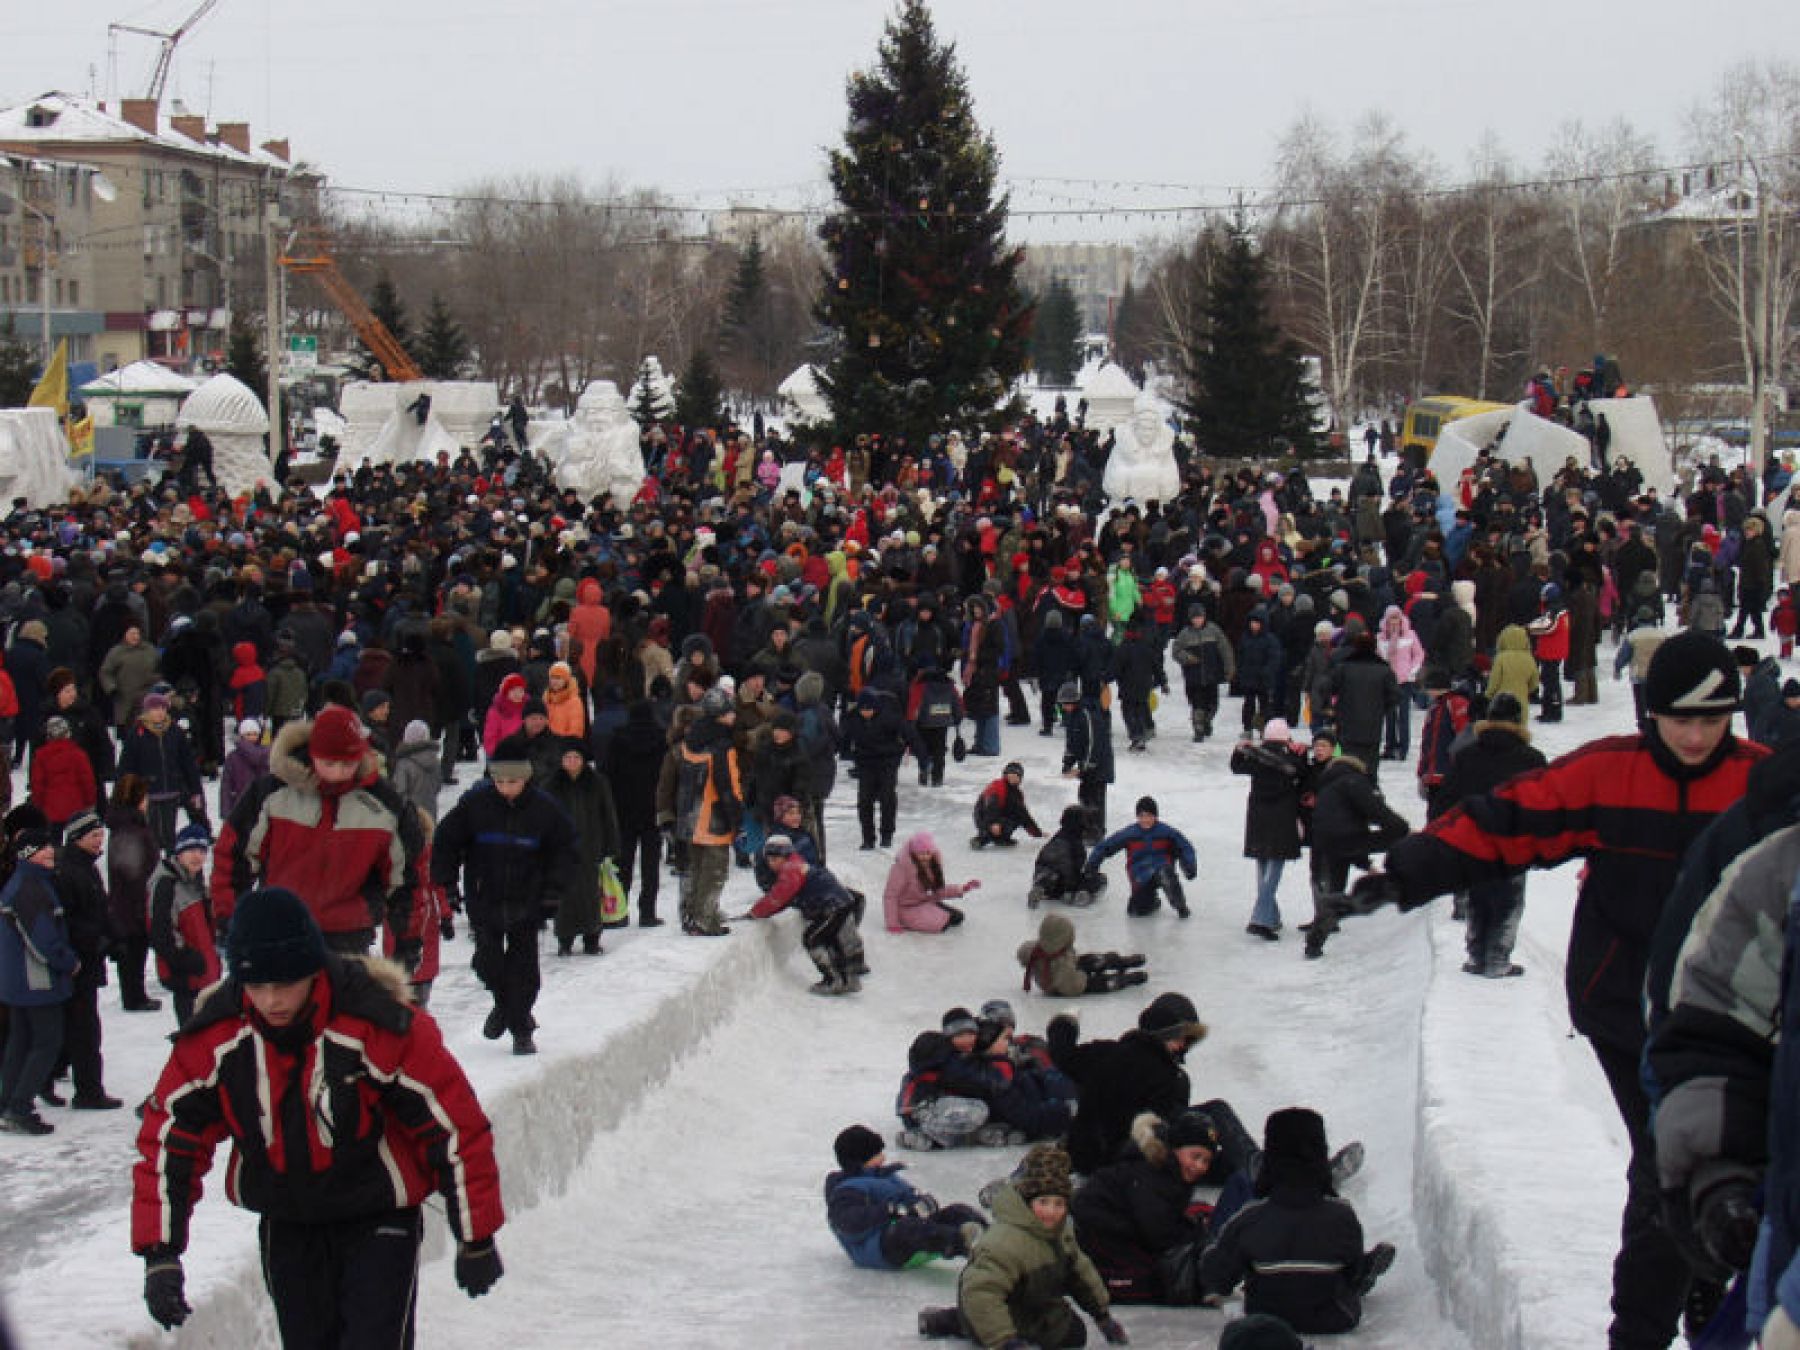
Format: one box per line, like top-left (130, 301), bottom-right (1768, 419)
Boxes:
top-left (1472, 718), bottom-right (1532, 743)
top-left (1129, 1111), bottom-right (1169, 1167)
top-left (270, 717), bottom-right (380, 790)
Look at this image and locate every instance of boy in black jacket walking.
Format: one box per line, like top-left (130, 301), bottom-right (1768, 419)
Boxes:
top-left (1304, 754), bottom-right (1409, 960)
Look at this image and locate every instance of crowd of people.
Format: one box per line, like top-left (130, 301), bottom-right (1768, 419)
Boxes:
top-left (0, 390), bottom-right (1798, 1347)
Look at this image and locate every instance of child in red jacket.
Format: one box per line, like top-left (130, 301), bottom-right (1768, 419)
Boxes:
top-left (147, 823), bottom-right (220, 1027)
top-left (1774, 587), bottom-right (1798, 660)
top-left (29, 716), bottom-right (97, 830)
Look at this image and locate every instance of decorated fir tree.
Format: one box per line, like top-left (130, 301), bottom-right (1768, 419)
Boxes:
top-left (816, 0), bottom-right (1031, 444)
top-left (1181, 222), bottom-right (1318, 459)
top-left (629, 356), bottom-right (676, 426)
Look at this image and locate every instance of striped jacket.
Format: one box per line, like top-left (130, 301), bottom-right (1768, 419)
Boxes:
top-left (1385, 731), bottom-right (1766, 1052)
top-left (132, 956), bottom-right (503, 1256)
top-left (211, 719), bottom-right (424, 944)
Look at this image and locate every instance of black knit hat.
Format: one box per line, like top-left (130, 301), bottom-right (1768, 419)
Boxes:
top-left (1645, 631), bottom-right (1740, 717)
top-left (833, 1124), bottom-right (885, 1172)
top-left (941, 1006), bottom-right (978, 1038)
top-left (1135, 795), bottom-right (1159, 817)
top-left (1166, 1109), bottom-right (1220, 1152)
top-left (227, 887), bottom-right (328, 985)
top-left (1264, 1107), bottom-right (1328, 1165)
top-left (12, 828), bottom-right (53, 863)
top-left (1485, 693), bottom-right (1525, 726)
top-left (63, 810), bottom-right (104, 845)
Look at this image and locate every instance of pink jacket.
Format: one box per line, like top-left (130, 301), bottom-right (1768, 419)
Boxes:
top-left (882, 833), bottom-right (976, 933)
top-left (1377, 607), bottom-right (1426, 685)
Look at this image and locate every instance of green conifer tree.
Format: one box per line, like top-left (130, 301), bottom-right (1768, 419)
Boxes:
top-left (417, 294), bottom-right (470, 380)
top-left (816, 0), bottom-right (1032, 443)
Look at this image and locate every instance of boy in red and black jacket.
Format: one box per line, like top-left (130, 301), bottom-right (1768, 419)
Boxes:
top-left (972, 761), bottom-right (1044, 849)
top-left (1335, 633), bottom-right (1767, 1349)
top-left (133, 887), bottom-right (504, 1340)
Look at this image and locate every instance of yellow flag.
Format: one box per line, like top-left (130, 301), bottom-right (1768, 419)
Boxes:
top-left (68, 415), bottom-right (94, 459)
top-left (27, 339), bottom-right (68, 418)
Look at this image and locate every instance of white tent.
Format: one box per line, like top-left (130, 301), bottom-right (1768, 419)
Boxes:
top-left (1587, 397), bottom-right (1674, 496)
top-left (78, 361), bottom-right (199, 398)
top-left (177, 373), bottom-right (278, 498)
top-left (0, 408), bottom-right (76, 507)
top-left (1080, 362), bottom-right (1140, 432)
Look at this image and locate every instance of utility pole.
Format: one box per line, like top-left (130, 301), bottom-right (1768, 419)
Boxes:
top-left (263, 181), bottom-right (285, 463)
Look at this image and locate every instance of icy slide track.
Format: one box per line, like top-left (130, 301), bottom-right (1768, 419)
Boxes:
top-left (2, 676), bottom-right (1638, 1347)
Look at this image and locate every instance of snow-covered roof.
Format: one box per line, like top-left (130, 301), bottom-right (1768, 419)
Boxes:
top-left (0, 92), bottom-right (298, 173)
top-left (178, 373), bottom-right (269, 434)
top-left (1082, 361), bottom-right (1139, 400)
top-left (79, 361), bottom-right (199, 397)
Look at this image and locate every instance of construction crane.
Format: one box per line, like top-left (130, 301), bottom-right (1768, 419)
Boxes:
top-left (109, 0), bottom-right (221, 103)
top-left (279, 226), bottom-right (424, 383)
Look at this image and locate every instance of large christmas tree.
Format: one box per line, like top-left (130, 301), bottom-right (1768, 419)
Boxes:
top-left (816, 1), bottom-right (1032, 445)
top-left (1181, 222), bottom-right (1319, 459)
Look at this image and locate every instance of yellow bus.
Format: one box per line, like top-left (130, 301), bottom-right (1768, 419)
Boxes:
top-left (1400, 396), bottom-right (1513, 464)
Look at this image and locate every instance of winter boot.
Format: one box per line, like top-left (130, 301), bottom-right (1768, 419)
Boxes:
top-left (918, 1307), bottom-right (962, 1339)
top-left (1087, 969), bottom-right (1149, 993)
top-left (556, 940), bottom-right (573, 957)
top-left (1358, 1241), bottom-right (1396, 1294)
top-left (896, 1128), bottom-right (940, 1152)
top-left (1330, 1140), bottom-right (1366, 1188)
top-left (482, 1005), bottom-right (507, 1041)
top-left (973, 1123), bottom-right (1030, 1147)
top-left (582, 935), bottom-right (603, 955)
top-left (1027, 883), bottom-right (1049, 909)
top-left (808, 977), bottom-right (847, 997)
top-left (512, 1032), bottom-right (537, 1056)
top-left (0, 1109), bottom-right (53, 1136)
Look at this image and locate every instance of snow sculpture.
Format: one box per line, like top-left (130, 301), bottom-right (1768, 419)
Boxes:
top-left (177, 374), bottom-right (278, 498)
top-left (1102, 395), bottom-right (1180, 504)
top-left (0, 408), bottom-right (76, 508)
top-left (1080, 362), bottom-right (1140, 433)
top-left (777, 364), bottom-right (830, 428)
top-left (553, 381), bottom-right (648, 504)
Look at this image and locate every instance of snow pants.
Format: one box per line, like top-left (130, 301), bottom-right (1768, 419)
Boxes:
top-left (1465, 875), bottom-right (1525, 974)
top-left (803, 904), bottom-right (862, 987)
top-left (1075, 773), bottom-right (1107, 845)
top-left (1186, 681), bottom-right (1219, 738)
top-left (260, 1207), bottom-right (423, 1350)
top-left (471, 919), bottom-right (540, 1037)
top-left (0, 1003), bottom-right (63, 1117)
top-left (682, 843), bottom-right (730, 932)
top-left (1591, 1036), bottom-right (1690, 1350)
top-left (917, 728), bottom-right (948, 784)
top-left (883, 1203), bottom-right (986, 1267)
top-left (1121, 694), bottom-right (1153, 744)
top-left (1127, 864), bottom-right (1189, 918)
top-left (856, 762), bottom-right (899, 846)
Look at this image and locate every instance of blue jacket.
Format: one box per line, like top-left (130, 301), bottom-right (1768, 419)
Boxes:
top-left (1087, 820), bottom-right (1196, 886)
top-left (0, 860), bottom-right (78, 1007)
top-left (825, 1163), bottom-right (922, 1269)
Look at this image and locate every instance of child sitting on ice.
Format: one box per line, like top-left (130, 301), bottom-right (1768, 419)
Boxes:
top-left (1029, 805), bottom-right (1108, 908)
top-left (1199, 1108), bottom-right (1395, 1335)
top-left (882, 832), bottom-right (981, 932)
top-left (896, 1021), bottom-right (992, 1152)
top-left (825, 1125), bottom-right (987, 1270)
top-left (1017, 913), bottom-right (1148, 996)
top-left (971, 761), bottom-right (1044, 849)
top-left (744, 836), bottom-right (865, 996)
top-left (918, 1144), bottom-right (1128, 1347)
top-left (1087, 796), bottom-right (1198, 918)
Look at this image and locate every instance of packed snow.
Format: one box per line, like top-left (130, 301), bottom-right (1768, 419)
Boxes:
top-left (0, 614), bottom-right (1707, 1348)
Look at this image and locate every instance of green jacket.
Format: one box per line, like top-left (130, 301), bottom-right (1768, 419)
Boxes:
top-left (1108, 567), bottom-right (1140, 630)
top-left (959, 1185), bottom-right (1109, 1348)
top-left (1485, 624), bottom-right (1540, 720)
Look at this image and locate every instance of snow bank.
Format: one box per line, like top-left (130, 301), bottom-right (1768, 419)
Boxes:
top-left (1412, 903), bottom-right (1623, 1349)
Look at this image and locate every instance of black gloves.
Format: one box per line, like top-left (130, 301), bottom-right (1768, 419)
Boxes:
top-left (1181, 864), bottom-right (1197, 882)
top-left (144, 1256), bottom-right (190, 1330)
top-left (1697, 1182), bottom-right (1760, 1272)
top-left (439, 913), bottom-right (457, 942)
top-left (1098, 1315), bottom-right (1131, 1345)
top-left (394, 939), bottom-right (423, 975)
top-left (455, 1239), bottom-right (504, 1298)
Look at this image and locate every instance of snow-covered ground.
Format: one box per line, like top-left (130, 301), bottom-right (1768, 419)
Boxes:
top-left (3, 630), bottom-right (1759, 1348)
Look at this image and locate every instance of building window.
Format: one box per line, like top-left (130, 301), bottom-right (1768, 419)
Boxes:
top-left (68, 280), bottom-right (78, 306)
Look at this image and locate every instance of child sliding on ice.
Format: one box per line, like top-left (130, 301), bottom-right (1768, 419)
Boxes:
top-left (825, 1125), bottom-right (986, 1270)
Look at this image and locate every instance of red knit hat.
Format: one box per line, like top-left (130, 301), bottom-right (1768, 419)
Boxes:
top-left (310, 706), bottom-right (368, 763)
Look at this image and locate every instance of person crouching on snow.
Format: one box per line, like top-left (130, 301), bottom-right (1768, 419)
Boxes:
top-left (744, 836), bottom-right (864, 995)
top-left (826, 1124), bottom-right (987, 1270)
top-left (882, 832), bottom-right (981, 933)
top-left (1086, 796), bottom-right (1197, 918)
top-left (971, 760), bottom-right (1045, 849)
top-left (918, 1143), bottom-right (1128, 1347)
top-left (1018, 913), bottom-right (1148, 996)
top-left (1030, 805), bottom-right (1107, 908)
top-left (1198, 1108), bottom-right (1395, 1335)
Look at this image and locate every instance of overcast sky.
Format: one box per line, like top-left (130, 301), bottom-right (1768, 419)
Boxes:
top-left (4, 0), bottom-right (1795, 241)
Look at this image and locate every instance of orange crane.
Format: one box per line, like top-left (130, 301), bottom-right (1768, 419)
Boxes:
top-left (278, 226), bottom-right (424, 383)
